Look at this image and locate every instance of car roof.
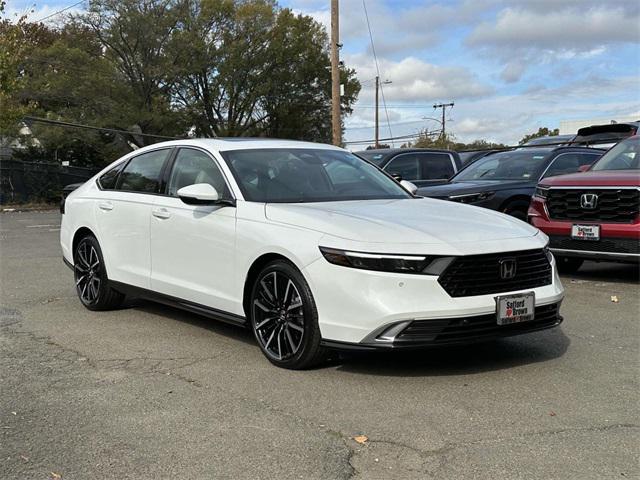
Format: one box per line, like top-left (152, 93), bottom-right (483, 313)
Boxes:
top-left (356, 148), bottom-right (454, 156)
top-left (132, 138), bottom-right (344, 154)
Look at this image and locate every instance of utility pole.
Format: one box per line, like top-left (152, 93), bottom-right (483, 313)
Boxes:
top-left (331, 0), bottom-right (341, 146)
top-left (432, 102), bottom-right (454, 140)
top-left (374, 76), bottom-right (392, 148)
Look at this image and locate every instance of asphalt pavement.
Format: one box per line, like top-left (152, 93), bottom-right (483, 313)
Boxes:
top-left (1, 210), bottom-right (638, 479)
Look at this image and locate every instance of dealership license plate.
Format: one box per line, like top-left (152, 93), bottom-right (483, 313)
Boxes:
top-left (571, 224), bottom-right (600, 241)
top-left (496, 292), bottom-right (535, 325)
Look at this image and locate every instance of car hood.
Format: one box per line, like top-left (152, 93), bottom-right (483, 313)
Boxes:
top-left (265, 198), bottom-right (539, 249)
top-left (417, 180), bottom-right (533, 197)
top-left (540, 170), bottom-right (640, 187)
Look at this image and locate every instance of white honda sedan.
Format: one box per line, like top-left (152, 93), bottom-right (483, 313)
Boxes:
top-left (61, 139), bottom-right (565, 369)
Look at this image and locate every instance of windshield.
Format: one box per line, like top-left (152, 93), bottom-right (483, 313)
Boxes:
top-left (222, 148), bottom-right (411, 203)
top-left (591, 137), bottom-right (640, 171)
top-left (453, 150), bottom-right (550, 181)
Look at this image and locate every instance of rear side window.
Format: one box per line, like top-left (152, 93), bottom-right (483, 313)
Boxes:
top-left (98, 163), bottom-right (124, 190)
top-left (418, 153), bottom-right (455, 179)
top-left (117, 149), bottom-right (170, 193)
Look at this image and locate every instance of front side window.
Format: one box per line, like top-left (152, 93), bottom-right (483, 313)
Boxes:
top-left (223, 148), bottom-right (411, 203)
top-left (117, 149), bottom-right (170, 193)
top-left (385, 155), bottom-right (419, 180)
top-left (542, 152), bottom-right (601, 178)
top-left (167, 148), bottom-right (230, 198)
top-left (591, 137), bottom-right (640, 171)
top-left (453, 150), bottom-right (550, 181)
top-left (418, 153), bottom-right (455, 179)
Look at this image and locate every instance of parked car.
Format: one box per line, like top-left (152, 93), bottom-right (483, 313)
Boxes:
top-left (61, 138), bottom-right (564, 369)
top-left (416, 146), bottom-right (604, 220)
top-left (521, 134), bottom-right (575, 147)
top-left (355, 148), bottom-right (462, 187)
top-left (528, 136), bottom-right (639, 272)
top-left (572, 121), bottom-right (639, 149)
top-left (457, 149), bottom-right (498, 166)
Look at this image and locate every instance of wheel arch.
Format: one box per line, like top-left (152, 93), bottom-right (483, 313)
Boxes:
top-left (499, 194), bottom-right (532, 215)
top-left (72, 226), bottom-right (97, 258)
top-left (242, 252), bottom-right (298, 318)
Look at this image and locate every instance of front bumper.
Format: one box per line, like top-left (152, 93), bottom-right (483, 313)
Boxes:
top-left (528, 196), bottom-right (640, 263)
top-left (303, 251), bottom-right (565, 345)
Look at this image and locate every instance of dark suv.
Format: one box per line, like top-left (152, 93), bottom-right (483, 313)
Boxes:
top-left (356, 148), bottom-right (462, 188)
top-left (416, 146), bottom-right (604, 220)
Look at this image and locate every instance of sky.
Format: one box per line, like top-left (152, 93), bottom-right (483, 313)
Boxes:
top-left (6, 0), bottom-right (640, 147)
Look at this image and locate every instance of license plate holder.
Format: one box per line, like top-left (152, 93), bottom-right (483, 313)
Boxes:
top-left (571, 224), bottom-right (600, 241)
top-left (496, 292), bottom-right (535, 325)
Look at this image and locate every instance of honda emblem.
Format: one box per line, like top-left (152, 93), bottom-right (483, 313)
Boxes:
top-left (580, 193), bottom-right (598, 210)
top-left (499, 258), bottom-right (517, 280)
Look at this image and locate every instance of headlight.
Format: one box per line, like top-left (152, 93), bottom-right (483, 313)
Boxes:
top-left (319, 247), bottom-right (453, 275)
top-left (448, 191), bottom-right (495, 203)
top-left (543, 245), bottom-right (554, 263)
top-left (534, 186), bottom-right (549, 199)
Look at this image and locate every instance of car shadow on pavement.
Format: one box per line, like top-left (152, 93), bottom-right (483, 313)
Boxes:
top-left (330, 329), bottom-right (570, 377)
top-left (129, 299), bottom-right (256, 347)
top-left (562, 262), bottom-right (640, 284)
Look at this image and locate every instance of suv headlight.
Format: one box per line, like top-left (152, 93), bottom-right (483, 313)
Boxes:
top-left (534, 186), bottom-right (549, 199)
top-left (448, 191), bottom-right (495, 203)
top-left (319, 247), bottom-right (453, 275)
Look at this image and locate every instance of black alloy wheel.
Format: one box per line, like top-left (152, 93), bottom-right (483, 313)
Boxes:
top-left (250, 260), bottom-right (325, 369)
top-left (74, 235), bottom-right (124, 310)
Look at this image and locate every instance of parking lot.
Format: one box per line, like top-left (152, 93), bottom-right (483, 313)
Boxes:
top-left (1, 210), bottom-right (638, 479)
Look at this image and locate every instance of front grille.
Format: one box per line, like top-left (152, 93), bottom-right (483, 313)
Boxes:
top-left (546, 188), bottom-right (639, 223)
top-left (395, 303), bottom-right (560, 344)
top-left (549, 235), bottom-right (640, 254)
top-left (438, 249), bottom-right (552, 297)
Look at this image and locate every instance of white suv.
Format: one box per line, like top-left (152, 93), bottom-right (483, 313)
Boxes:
top-left (61, 139), bottom-right (564, 369)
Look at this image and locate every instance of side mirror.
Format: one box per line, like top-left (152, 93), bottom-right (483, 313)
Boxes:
top-left (578, 164), bottom-right (591, 173)
top-left (177, 183), bottom-right (220, 205)
top-left (400, 180), bottom-right (418, 195)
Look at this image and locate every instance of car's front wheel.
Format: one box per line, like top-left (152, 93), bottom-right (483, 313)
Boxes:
top-left (74, 235), bottom-right (124, 311)
top-left (249, 260), bottom-right (326, 369)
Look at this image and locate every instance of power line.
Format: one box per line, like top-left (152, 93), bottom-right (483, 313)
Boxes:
top-left (24, 116), bottom-right (181, 140)
top-left (34, 0), bottom-right (86, 23)
top-left (362, 0), bottom-right (394, 147)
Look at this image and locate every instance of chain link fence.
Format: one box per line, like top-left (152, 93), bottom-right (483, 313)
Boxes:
top-left (0, 159), bottom-right (99, 204)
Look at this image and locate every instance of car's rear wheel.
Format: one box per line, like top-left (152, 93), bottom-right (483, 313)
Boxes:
top-left (250, 260), bottom-right (326, 369)
top-left (556, 256), bottom-right (584, 274)
top-left (74, 235), bottom-right (124, 310)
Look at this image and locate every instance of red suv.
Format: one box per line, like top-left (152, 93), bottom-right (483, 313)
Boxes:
top-left (528, 136), bottom-right (640, 272)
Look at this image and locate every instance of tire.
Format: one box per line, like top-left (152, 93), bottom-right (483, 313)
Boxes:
top-left (74, 234), bottom-right (124, 311)
top-left (505, 208), bottom-right (527, 221)
top-left (249, 260), bottom-right (326, 369)
top-left (556, 256), bottom-right (584, 274)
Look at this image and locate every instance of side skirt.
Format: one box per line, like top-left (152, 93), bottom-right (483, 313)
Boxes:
top-left (109, 280), bottom-right (247, 328)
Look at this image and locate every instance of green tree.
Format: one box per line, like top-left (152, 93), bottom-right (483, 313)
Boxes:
top-left (409, 130), bottom-right (507, 151)
top-left (518, 127), bottom-right (559, 145)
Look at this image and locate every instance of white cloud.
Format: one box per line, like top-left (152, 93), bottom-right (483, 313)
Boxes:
top-left (2, 3), bottom-right (85, 24)
top-left (346, 53), bottom-right (493, 104)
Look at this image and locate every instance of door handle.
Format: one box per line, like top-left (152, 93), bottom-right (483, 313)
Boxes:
top-left (98, 202), bottom-right (113, 211)
top-left (152, 208), bottom-right (171, 220)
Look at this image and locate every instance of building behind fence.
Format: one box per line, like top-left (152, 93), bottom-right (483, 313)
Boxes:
top-left (0, 159), bottom-right (98, 204)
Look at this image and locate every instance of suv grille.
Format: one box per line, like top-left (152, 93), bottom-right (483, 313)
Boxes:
top-left (395, 303), bottom-right (561, 344)
top-left (438, 249), bottom-right (552, 297)
top-left (546, 188), bottom-right (639, 223)
top-left (549, 235), bottom-right (640, 255)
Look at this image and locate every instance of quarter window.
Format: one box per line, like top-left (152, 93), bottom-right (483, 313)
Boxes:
top-left (417, 153), bottom-right (455, 179)
top-left (117, 149), bottom-right (170, 193)
top-left (167, 148), bottom-right (229, 198)
top-left (98, 162), bottom-right (124, 190)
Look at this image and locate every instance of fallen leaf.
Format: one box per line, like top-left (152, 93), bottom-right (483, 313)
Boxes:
top-left (549, 411), bottom-right (556, 417)
top-left (50, 473), bottom-right (62, 480)
top-left (611, 295), bottom-right (619, 303)
top-left (353, 435), bottom-right (368, 445)
top-left (20, 455), bottom-right (29, 462)
top-left (11, 412), bottom-right (16, 416)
